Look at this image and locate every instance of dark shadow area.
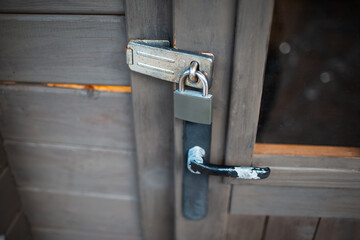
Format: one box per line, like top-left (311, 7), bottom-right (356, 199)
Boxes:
top-left (257, 0), bottom-right (360, 147)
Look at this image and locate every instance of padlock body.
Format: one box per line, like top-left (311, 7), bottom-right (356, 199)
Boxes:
top-left (174, 90), bottom-right (212, 124)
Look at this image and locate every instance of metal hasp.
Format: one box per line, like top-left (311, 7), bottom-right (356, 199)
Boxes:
top-left (188, 146), bottom-right (270, 179)
top-left (126, 40), bottom-right (214, 89)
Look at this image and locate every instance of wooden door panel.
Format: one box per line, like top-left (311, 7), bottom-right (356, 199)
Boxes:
top-left (315, 218), bottom-right (360, 240)
top-left (231, 185), bottom-right (360, 218)
top-left (173, 0), bottom-right (237, 239)
top-left (125, 0), bottom-right (174, 239)
top-left (0, 85), bottom-right (134, 149)
top-left (226, 154), bottom-right (360, 188)
top-left (5, 140), bottom-right (137, 197)
top-left (226, 215), bottom-right (266, 240)
top-left (0, 0), bottom-right (124, 14)
top-left (264, 217), bottom-right (318, 240)
top-left (0, 14), bottom-right (129, 85)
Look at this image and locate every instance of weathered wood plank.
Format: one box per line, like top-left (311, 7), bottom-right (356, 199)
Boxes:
top-left (315, 218), bottom-right (360, 240)
top-left (125, 0), bottom-right (173, 239)
top-left (231, 185), bottom-right (360, 218)
top-left (173, 0), bottom-right (237, 239)
top-left (0, 84), bottom-right (134, 150)
top-left (5, 211), bottom-right (32, 240)
top-left (0, 168), bottom-right (21, 233)
top-left (264, 216), bottom-right (318, 240)
top-left (226, 215), bottom-right (266, 240)
top-left (19, 189), bottom-right (141, 236)
top-left (225, 155), bottom-right (360, 189)
top-left (0, 139), bottom-right (6, 173)
top-left (0, 14), bottom-right (129, 85)
top-left (5, 140), bottom-right (137, 196)
top-left (32, 227), bottom-right (141, 240)
top-left (0, 0), bottom-right (124, 14)
top-left (223, 2), bottom-right (274, 240)
top-left (225, 0), bottom-right (274, 166)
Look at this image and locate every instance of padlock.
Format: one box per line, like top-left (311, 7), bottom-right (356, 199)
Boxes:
top-left (174, 70), bottom-right (212, 124)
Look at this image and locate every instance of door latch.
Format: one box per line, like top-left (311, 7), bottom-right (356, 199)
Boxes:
top-left (188, 146), bottom-right (270, 179)
top-left (126, 40), bottom-right (270, 221)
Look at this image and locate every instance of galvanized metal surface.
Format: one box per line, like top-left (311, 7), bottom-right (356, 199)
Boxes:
top-left (126, 40), bottom-right (214, 89)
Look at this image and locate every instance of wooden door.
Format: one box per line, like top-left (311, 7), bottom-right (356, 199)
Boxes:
top-left (127, 0), bottom-right (360, 240)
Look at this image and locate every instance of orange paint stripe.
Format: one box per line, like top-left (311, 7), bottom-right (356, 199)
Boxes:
top-left (0, 82), bottom-right (132, 93)
top-left (254, 143), bottom-right (360, 158)
top-left (45, 83), bottom-right (131, 93)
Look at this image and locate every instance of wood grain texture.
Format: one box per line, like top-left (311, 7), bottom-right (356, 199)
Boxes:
top-left (5, 211), bottom-right (32, 240)
top-left (225, 155), bottom-right (360, 188)
top-left (0, 84), bottom-right (134, 150)
top-left (32, 227), bottom-right (141, 240)
top-left (19, 188), bottom-right (141, 237)
top-left (263, 216), bottom-right (318, 240)
top-left (254, 144), bottom-right (360, 158)
top-left (0, 168), bottom-right (21, 233)
top-left (223, 2), bottom-right (274, 239)
top-left (0, 0), bottom-right (124, 14)
top-left (315, 218), bottom-right (360, 240)
top-left (226, 215), bottom-right (266, 240)
top-left (5, 140), bottom-right (137, 196)
top-left (231, 185), bottom-right (360, 218)
top-left (126, 0), bottom-right (174, 239)
top-left (0, 14), bottom-right (130, 85)
top-left (173, 0), bottom-right (237, 239)
top-left (0, 140), bottom-right (6, 173)
top-left (225, 0), bottom-right (274, 166)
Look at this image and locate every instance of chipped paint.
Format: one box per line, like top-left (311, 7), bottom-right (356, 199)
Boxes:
top-left (187, 146), bottom-right (205, 174)
top-left (234, 167), bottom-right (261, 179)
top-left (187, 146), bottom-right (270, 179)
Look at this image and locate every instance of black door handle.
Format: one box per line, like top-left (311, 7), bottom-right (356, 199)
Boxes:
top-left (187, 146), bottom-right (270, 179)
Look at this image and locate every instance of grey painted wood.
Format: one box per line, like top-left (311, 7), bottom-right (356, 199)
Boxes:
top-left (315, 218), bottom-right (360, 240)
top-left (225, 0), bottom-right (274, 166)
top-left (226, 155), bottom-right (360, 188)
top-left (264, 217), bottom-right (318, 240)
top-left (0, 0), bottom-right (124, 14)
top-left (0, 14), bottom-right (129, 85)
top-left (5, 212), bottom-right (32, 240)
top-left (173, 0), bottom-right (237, 239)
top-left (125, 0), bottom-right (173, 239)
top-left (231, 185), bottom-right (360, 218)
top-left (5, 140), bottom-right (137, 196)
top-left (226, 215), bottom-right (266, 240)
top-left (0, 168), bottom-right (21, 233)
top-left (19, 188), bottom-right (141, 236)
top-left (0, 140), bottom-right (6, 173)
top-left (0, 84), bottom-right (134, 150)
top-left (32, 228), bottom-right (141, 240)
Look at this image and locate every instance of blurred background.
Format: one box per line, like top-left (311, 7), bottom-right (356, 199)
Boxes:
top-left (257, 0), bottom-right (360, 147)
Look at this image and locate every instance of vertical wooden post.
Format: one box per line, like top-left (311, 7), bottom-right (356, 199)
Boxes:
top-left (125, 1), bottom-right (174, 239)
top-left (224, 1), bottom-right (274, 239)
top-left (224, 2), bottom-right (322, 240)
top-left (173, 1), bottom-right (237, 239)
top-left (225, 0), bottom-right (274, 167)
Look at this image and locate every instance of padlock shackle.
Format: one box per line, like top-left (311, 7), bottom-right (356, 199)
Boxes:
top-left (179, 70), bottom-right (209, 96)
